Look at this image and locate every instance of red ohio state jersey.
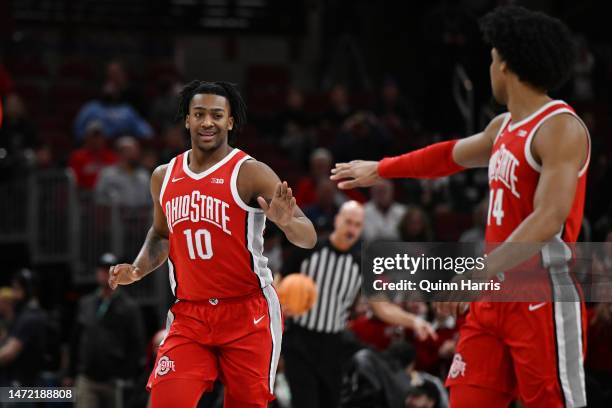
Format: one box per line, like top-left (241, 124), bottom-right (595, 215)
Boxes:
top-left (485, 100), bottom-right (590, 245)
top-left (159, 148), bottom-right (272, 300)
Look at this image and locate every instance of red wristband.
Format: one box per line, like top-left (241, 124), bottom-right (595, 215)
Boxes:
top-left (378, 140), bottom-right (465, 179)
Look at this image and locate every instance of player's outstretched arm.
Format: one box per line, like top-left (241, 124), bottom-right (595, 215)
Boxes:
top-left (108, 165), bottom-right (170, 290)
top-left (239, 160), bottom-right (317, 249)
top-left (330, 114), bottom-right (507, 189)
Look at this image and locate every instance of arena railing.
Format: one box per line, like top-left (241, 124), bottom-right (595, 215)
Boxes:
top-left (0, 169), bottom-right (168, 310)
top-left (453, 63), bottom-right (475, 136)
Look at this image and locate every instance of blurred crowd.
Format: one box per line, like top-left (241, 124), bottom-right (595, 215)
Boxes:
top-left (1, 22), bottom-right (612, 407)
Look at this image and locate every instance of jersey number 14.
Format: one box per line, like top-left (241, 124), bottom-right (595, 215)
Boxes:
top-left (183, 229), bottom-right (213, 259)
top-left (488, 188), bottom-right (505, 226)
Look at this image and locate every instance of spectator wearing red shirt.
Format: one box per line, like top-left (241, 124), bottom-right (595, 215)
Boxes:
top-left (349, 312), bottom-right (398, 351)
top-left (406, 313), bottom-right (462, 378)
top-left (68, 121), bottom-right (117, 190)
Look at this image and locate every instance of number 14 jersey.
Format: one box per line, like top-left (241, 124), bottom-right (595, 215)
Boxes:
top-left (160, 148), bottom-right (272, 300)
top-left (485, 100), bottom-right (590, 244)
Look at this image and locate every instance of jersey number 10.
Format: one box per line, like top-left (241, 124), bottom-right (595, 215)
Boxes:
top-left (183, 229), bottom-right (213, 259)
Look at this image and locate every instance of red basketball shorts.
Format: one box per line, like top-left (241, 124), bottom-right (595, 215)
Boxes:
top-left (147, 285), bottom-right (283, 407)
top-left (446, 301), bottom-right (587, 408)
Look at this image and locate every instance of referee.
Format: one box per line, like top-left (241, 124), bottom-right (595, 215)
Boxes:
top-left (280, 201), bottom-right (435, 408)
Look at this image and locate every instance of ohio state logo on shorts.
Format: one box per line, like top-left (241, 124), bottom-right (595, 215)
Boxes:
top-left (448, 353), bottom-right (466, 379)
top-left (155, 355), bottom-right (176, 378)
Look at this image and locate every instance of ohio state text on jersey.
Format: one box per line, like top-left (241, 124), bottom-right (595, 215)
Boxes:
top-left (159, 148), bottom-right (272, 300)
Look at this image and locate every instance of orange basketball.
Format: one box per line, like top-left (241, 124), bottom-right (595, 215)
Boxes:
top-left (277, 274), bottom-right (317, 316)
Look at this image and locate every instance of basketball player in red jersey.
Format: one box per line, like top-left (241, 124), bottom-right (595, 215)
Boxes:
top-left (107, 80), bottom-right (316, 408)
top-left (331, 6), bottom-right (589, 408)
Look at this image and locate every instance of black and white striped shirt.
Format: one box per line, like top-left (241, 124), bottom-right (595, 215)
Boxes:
top-left (282, 239), bottom-right (361, 333)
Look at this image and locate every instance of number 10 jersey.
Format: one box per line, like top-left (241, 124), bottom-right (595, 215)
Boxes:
top-left (159, 148), bottom-right (272, 300)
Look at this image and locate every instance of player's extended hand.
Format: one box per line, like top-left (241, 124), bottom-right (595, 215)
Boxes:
top-left (258, 181), bottom-right (295, 227)
top-left (108, 263), bottom-right (142, 290)
top-left (330, 160), bottom-right (381, 189)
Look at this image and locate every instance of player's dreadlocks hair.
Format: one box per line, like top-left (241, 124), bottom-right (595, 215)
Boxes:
top-left (480, 6), bottom-right (576, 92)
top-left (177, 80), bottom-right (247, 142)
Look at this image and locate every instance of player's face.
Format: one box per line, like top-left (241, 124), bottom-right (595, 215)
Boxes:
top-left (490, 48), bottom-right (508, 105)
top-left (186, 94), bottom-right (234, 152)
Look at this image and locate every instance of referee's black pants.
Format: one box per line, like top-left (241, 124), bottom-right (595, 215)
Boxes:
top-left (282, 323), bottom-right (359, 408)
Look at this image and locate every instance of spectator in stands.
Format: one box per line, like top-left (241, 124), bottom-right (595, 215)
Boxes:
top-left (140, 147), bottom-right (160, 174)
top-left (95, 136), bottom-right (150, 207)
top-left (69, 120), bottom-right (118, 190)
top-left (458, 198), bottom-right (488, 254)
top-left (385, 341), bottom-right (449, 408)
top-left (159, 123), bottom-right (188, 164)
top-left (332, 111), bottom-right (392, 163)
top-left (398, 206), bottom-right (433, 242)
top-left (276, 87), bottom-right (315, 166)
top-left (277, 87), bottom-right (312, 132)
top-left (0, 93), bottom-right (39, 177)
top-left (321, 84), bottom-right (353, 129)
top-left (150, 74), bottom-right (182, 131)
top-left (0, 269), bottom-right (47, 387)
top-left (64, 253), bottom-right (146, 408)
top-left (348, 301), bottom-right (399, 351)
top-left (303, 179), bottom-right (340, 235)
top-left (73, 81), bottom-right (153, 140)
top-left (374, 77), bottom-right (418, 133)
top-left (295, 148), bottom-right (334, 207)
top-left (105, 60), bottom-right (145, 114)
top-left (280, 121), bottom-right (315, 168)
top-left (363, 179), bottom-right (406, 242)
top-left (296, 148), bottom-right (366, 208)
top-left (405, 387), bottom-right (438, 408)
top-left (407, 310), bottom-right (459, 379)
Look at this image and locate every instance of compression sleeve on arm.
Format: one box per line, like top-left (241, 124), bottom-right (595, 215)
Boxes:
top-left (377, 139), bottom-right (465, 179)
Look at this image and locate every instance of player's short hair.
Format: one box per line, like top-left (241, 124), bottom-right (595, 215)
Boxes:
top-left (177, 80), bottom-right (247, 142)
top-left (479, 6), bottom-right (576, 92)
